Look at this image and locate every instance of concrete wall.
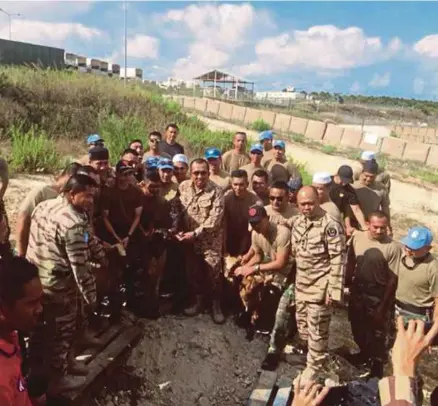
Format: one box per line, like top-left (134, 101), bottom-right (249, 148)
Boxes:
top-left (289, 117), bottom-right (309, 135)
top-left (243, 107), bottom-right (261, 125)
top-left (323, 124), bottom-right (344, 145)
top-left (273, 113), bottom-right (292, 133)
top-left (380, 137), bottom-right (407, 159)
top-left (218, 102), bottom-right (233, 120)
top-left (179, 96), bottom-right (438, 168)
top-left (403, 141), bottom-right (430, 163)
top-left (231, 105), bottom-right (246, 123)
top-left (305, 120), bottom-right (326, 141)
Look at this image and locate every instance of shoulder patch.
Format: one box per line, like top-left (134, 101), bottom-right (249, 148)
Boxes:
top-left (326, 226), bottom-right (338, 237)
top-left (84, 231), bottom-right (89, 244)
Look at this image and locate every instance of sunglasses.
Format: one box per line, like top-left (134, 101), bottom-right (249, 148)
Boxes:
top-left (149, 138), bottom-right (160, 143)
top-left (269, 196), bottom-right (284, 202)
top-left (192, 171), bottom-right (208, 176)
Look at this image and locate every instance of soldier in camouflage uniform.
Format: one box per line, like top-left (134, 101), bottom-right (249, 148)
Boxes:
top-left (176, 158), bottom-right (225, 324)
top-left (292, 186), bottom-right (346, 383)
top-left (26, 174), bottom-right (98, 395)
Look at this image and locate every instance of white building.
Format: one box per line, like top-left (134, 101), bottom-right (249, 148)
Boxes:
top-left (158, 77), bottom-right (195, 89)
top-left (120, 67), bottom-right (143, 81)
top-left (255, 91), bottom-right (306, 101)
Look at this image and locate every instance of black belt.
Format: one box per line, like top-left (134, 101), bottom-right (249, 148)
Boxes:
top-left (395, 300), bottom-right (433, 316)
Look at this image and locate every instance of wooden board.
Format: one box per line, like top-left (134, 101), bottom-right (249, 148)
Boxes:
top-left (67, 324), bottom-right (142, 404)
top-left (248, 371), bottom-right (278, 406)
top-left (272, 375), bottom-right (293, 406)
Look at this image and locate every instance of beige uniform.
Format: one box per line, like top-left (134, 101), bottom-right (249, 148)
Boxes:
top-left (352, 161), bottom-right (391, 194)
top-left (240, 162), bottom-right (264, 184)
top-left (240, 223), bottom-right (291, 322)
top-left (209, 170), bottom-right (231, 191)
top-left (261, 149), bottom-right (275, 167)
top-left (221, 150), bottom-right (250, 173)
top-left (320, 201), bottom-right (342, 224)
top-left (265, 204), bottom-right (299, 230)
top-left (396, 253), bottom-right (438, 309)
top-left (264, 158), bottom-right (300, 183)
top-left (353, 180), bottom-right (390, 220)
top-left (292, 212), bottom-right (346, 371)
top-left (19, 184), bottom-right (59, 216)
top-left (179, 179), bottom-right (225, 298)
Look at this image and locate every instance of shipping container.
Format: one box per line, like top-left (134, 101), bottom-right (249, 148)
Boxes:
top-left (108, 63), bottom-right (120, 77)
top-left (0, 38), bottom-right (64, 68)
top-left (100, 61), bottom-right (108, 73)
top-left (120, 67), bottom-right (143, 80)
top-left (86, 58), bottom-right (100, 71)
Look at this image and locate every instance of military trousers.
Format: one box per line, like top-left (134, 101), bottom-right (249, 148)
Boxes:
top-left (185, 244), bottom-right (222, 299)
top-left (28, 295), bottom-right (77, 379)
top-left (268, 284), bottom-right (295, 354)
top-left (295, 298), bottom-right (331, 370)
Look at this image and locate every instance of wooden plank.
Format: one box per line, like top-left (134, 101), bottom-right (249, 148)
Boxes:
top-left (248, 370), bottom-right (278, 406)
top-left (75, 323), bottom-right (125, 365)
top-left (273, 376), bottom-right (293, 406)
top-left (68, 325), bottom-right (142, 402)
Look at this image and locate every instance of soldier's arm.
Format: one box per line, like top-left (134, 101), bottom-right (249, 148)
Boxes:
top-left (64, 226), bottom-right (96, 305)
top-left (259, 229), bottom-right (291, 272)
top-left (194, 189), bottom-right (225, 237)
top-left (127, 206), bottom-right (143, 237)
top-left (378, 376), bottom-right (416, 406)
top-left (102, 210), bottom-right (122, 243)
top-left (325, 221), bottom-right (346, 302)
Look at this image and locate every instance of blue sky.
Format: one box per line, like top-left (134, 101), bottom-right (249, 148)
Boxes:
top-left (1, 1), bottom-right (438, 99)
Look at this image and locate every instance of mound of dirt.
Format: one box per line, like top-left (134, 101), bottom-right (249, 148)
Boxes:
top-left (97, 315), bottom-right (268, 406)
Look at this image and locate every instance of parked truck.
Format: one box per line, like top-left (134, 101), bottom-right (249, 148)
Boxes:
top-left (108, 63), bottom-right (120, 77)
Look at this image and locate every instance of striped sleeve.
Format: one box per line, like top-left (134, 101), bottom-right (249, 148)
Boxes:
top-left (326, 219), bottom-right (346, 302)
top-left (378, 376), bottom-right (416, 406)
top-left (64, 225), bottom-right (96, 305)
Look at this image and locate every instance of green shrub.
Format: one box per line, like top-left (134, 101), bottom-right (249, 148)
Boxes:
top-left (179, 121), bottom-right (234, 158)
top-left (291, 133), bottom-right (305, 143)
top-left (10, 124), bottom-right (61, 173)
top-left (250, 118), bottom-right (271, 132)
top-left (321, 145), bottom-right (337, 155)
top-left (98, 114), bottom-right (147, 162)
top-left (288, 156), bottom-right (312, 185)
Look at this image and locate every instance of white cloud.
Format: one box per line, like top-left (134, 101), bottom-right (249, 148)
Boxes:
top-left (127, 35), bottom-right (159, 59)
top-left (413, 77), bottom-right (425, 95)
top-left (414, 34), bottom-right (438, 59)
top-left (350, 81), bottom-right (361, 93)
top-left (160, 3), bottom-right (266, 79)
top-left (369, 72), bottom-right (391, 88)
top-left (0, 19), bottom-right (102, 46)
top-left (238, 25), bottom-right (401, 76)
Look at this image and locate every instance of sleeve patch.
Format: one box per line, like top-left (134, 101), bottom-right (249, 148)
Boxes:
top-left (326, 226), bottom-right (338, 237)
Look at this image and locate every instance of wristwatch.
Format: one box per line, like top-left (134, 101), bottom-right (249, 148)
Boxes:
top-left (254, 264), bottom-right (260, 273)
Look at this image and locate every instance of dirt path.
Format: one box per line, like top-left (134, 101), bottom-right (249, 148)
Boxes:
top-left (197, 115), bottom-right (438, 240)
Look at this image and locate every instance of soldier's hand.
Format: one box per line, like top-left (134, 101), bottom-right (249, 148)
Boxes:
top-left (292, 374), bottom-right (330, 406)
top-left (235, 266), bottom-right (254, 278)
top-left (176, 232), bottom-right (195, 242)
top-left (392, 317), bottom-right (438, 377)
top-left (325, 294), bottom-right (332, 306)
top-left (122, 236), bottom-right (130, 248)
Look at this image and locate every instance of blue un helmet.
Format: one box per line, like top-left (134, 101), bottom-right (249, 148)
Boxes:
top-left (204, 147), bottom-right (221, 160)
top-left (144, 156), bottom-right (160, 170)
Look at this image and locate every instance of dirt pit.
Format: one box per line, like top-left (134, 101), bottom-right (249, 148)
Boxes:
top-left (97, 315), bottom-right (268, 406)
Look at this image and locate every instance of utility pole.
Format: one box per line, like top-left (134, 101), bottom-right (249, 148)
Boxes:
top-left (123, 0), bottom-right (127, 87)
top-left (0, 8), bottom-right (22, 40)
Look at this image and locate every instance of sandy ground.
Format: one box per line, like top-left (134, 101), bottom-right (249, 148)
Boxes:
top-left (4, 125), bottom-right (438, 405)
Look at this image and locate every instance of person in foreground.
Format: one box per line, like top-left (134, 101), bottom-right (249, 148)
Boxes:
top-left (0, 256), bottom-right (45, 406)
top-left (290, 316), bottom-right (438, 406)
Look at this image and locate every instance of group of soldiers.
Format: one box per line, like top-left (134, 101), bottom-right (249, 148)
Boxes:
top-left (2, 123), bottom-right (438, 401)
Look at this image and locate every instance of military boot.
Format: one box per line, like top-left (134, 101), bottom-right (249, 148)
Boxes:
top-left (49, 374), bottom-right (87, 395)
top-left (211, 300), bottom-right (225, 324)
top-left (183, 295), bottom-right (203, 316)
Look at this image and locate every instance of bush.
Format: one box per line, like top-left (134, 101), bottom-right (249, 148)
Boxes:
top-left (10, 124), bottom-right (61, 173)
top-left (250, 118), bottom-right (271, 132)
top-left (98, 114), bottom-right (147, 162)
top-left (321, 145), bottom-right (337, 155)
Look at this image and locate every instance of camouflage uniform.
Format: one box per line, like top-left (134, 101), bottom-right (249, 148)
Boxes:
top-left (292, 212), bottom-right (346, 372)
top-left (26, 196), bottom-right (96, 379)
top-left (179, 179), bottom-right (224, 298)
top-left (267, 283), bottom-right (295, 354)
